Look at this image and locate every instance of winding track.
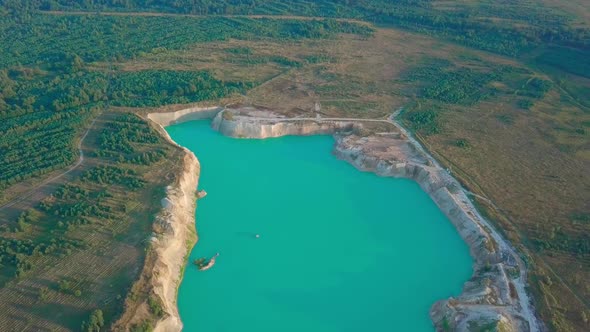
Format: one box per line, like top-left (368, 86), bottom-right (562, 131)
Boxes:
top-left (0, 112), bottom-right (101, 211)
top-left (1, 56), bottom-right (113, 213)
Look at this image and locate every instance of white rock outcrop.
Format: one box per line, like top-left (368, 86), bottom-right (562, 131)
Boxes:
top-left (144, 113), bottom-right (202, 332)
top-left (151, 151), bottom-right (199, 332)
top-left (148, 106), bottom-right (222, 126)
top-left (211, 110), bottom-right (355, 138)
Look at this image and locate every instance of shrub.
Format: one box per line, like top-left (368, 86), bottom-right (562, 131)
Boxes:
top-left (81, 309), bottom-right (104, 332)
top-left (455, 139), bottom-right (470, 149)
top-left (131, 321), bottom-right (154, 332)
top-left (518, 99), bottom-right (533, 110)
top-left (38, 287), bottom-right (49, 302)
top-left (148, 296), bottom-right (164, 317)
top-left (406, 109), bottom-right (441, 135)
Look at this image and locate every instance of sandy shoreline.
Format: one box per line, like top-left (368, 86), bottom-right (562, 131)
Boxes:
top-left (144, 116), bottom-right (202, 332)
top-left (146, 106), bottom-right (540, 332)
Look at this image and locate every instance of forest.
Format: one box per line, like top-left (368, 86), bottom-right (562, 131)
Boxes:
top-left (2, 0), bottom-right (588, 58)
top-left (401, 59), bottom-right (555, 136)
top-left (110, 70), bottom-right (255, 107)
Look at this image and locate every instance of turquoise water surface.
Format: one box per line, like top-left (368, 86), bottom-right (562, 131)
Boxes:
top-left (166, 120), bottom-right (472, 332)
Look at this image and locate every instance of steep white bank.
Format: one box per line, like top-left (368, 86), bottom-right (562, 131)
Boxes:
top-left (211, 111), bottom-right (355, 138)
top-left (148, 106), bottom-right (222, 126)
top-left (151, 150), bottom-right (199, 332)
top-left (145, 118), bottom-right (201, 332)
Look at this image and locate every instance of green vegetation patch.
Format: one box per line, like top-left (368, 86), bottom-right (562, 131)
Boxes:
top-left (224, 47), bottom-right (253, 55)
top-left (0, 66), bottom-right (108, 189)
top-left (533, 230), bottom-right (590, 256)
top-left (81, 309), bottom-right (105, 332)
top-left (407, 109), bottom-right (440, 135)
top-left (403, 107), bottom-right (442, 136)
top-left (228, 55), bottom-right (302, 68)
top-left (406, 62), bottom-right (502, 105)
top-left (0, 237), bottom-right (77, 276)
top-left (0, 112), bottom-right (177, 329)
top-left (97, 114), bottom-right (167, 165)
top-left (0, 107), bottom-right (94, 189)
top-left (6, 0), bottom-right (590, 59)
top-left (111, 70), bottom-right (253, 107)
top-left (303, 54), bottom-right (336, 64)
top-left (536, 47), bottom-right (590, 79)
top-left (82, 165), bottom-right (145, 189)
top-left (0, 15), bottom-right (372, 68)
top-left (517, 77), bottom-right (552, 99)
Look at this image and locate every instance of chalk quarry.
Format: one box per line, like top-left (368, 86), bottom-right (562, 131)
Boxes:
top-left (146, 106), bottom-right (541, 332)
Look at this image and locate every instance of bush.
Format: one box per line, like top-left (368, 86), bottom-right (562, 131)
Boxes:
top-left (148, 296), bottom-right (164, 317)
top-left (38, 287), bottom-right (49, 302)
top-left (131, 321), bottom-right (154, 332)
top-left (455, 139), bottom-right (470, 149)
top-left (518, 99), bottom-right (533, 110)
top-left (405, 109), bottom-right (441, 135)
top-left (518, 77), bottom-right (552, 98)
top-left (58, 279), bottom-right (71, 292)
top-left (81, 309), bottom-right (104, 332)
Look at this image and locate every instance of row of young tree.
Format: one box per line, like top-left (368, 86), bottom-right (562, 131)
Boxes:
top-left (98, 114), bottom-right (168, 166)
top-left (81, 165), bottom-right (146, 189)
top-left (0, 233), bottom-right (80, 277)
top-left (0, 107), bottom-right (92, 188)
top-left (110, 70), bottom-right (255, 107)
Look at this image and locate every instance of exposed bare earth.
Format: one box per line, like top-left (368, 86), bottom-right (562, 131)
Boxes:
top-left (147, 106), bottom-right (541, 331)
top-left (147, 106), bottom-right (222, 127)
top-left (142, 116), bottom-right (202, 332)
top-left (150, 150), bottom-right (199, 332)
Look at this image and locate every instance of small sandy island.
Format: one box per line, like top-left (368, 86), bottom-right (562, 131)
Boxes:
top-left (146, 106), bottom-right (541, 332)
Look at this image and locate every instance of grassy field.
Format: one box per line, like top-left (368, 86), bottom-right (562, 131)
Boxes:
top-left (0, 3), bottom-right (588, 331)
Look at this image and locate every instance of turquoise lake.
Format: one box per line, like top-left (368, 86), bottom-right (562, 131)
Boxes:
top-left (166, 120), bottom-right (473, 332)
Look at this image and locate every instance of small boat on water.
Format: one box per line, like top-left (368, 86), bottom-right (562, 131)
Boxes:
top-left (194, 253), bottom-right (219, 271)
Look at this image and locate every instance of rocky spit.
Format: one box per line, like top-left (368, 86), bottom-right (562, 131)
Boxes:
top-left (146, 106), bottom-right (540, 332)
